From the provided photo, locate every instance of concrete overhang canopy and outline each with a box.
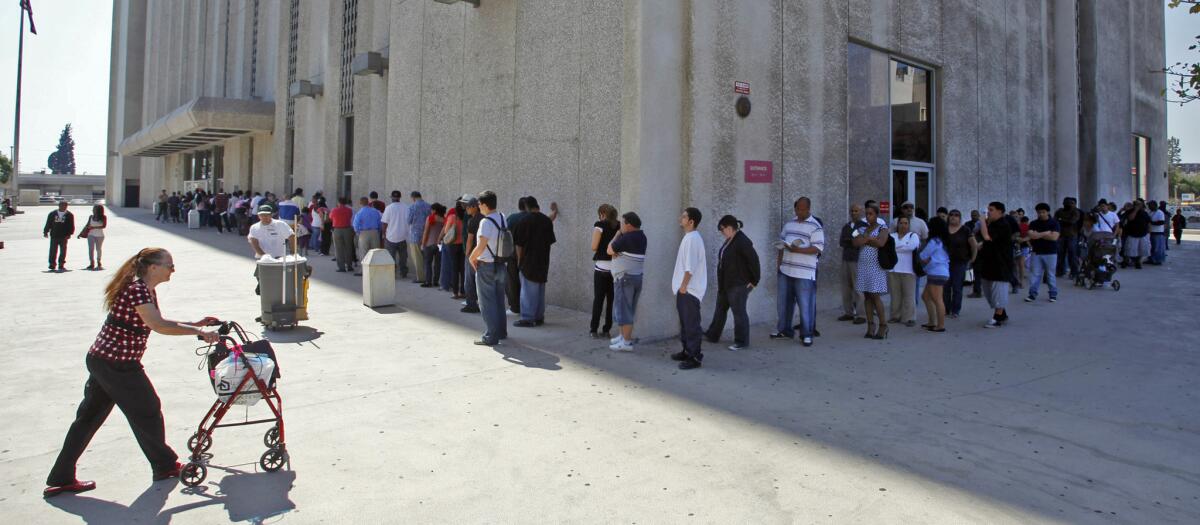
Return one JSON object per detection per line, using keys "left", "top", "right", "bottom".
{"left": 117, "top": 97, "right": 275, "bottom": 158}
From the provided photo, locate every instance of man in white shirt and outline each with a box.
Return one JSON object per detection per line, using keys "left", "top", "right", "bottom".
{"left": 1091, "top": 199, "right": 1121, "bottom": 237}
{"left": 380, "top": 190, "right": 411, "bottom": 278}
{"left": 770, "top": 197, "right": 825, "bottom": 347}
{"left": 247, "top": 205, "right": 296, "bottom": 296}
{"left": 247, "top": 205, "right": 294, "bottom": 259}
{"left": 670, "top": 207, "right": 707, "bottom": 369}
{"left": 892, "top": 202, "right": 929, "bottom": 240}
{"left": 1148, "top": 200, "right": 1167, "bottom": 265}
{"left": 469, "top": 191, "right": 509, "bottom": 346}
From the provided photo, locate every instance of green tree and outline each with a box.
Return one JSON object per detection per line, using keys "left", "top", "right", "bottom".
{"left": 0, "top": 151, "right": 11, "bottom": 184}
{"left": 47, "top": 123, "right": 76, "bottom": 174}
{"left": 1165, "top": 1, "right": 1200, "bottom": 104}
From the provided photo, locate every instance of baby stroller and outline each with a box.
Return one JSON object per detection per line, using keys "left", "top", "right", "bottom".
{"left": 181, "top": 320, "right": 288, "bottom": 487}
{"left": 1076, "top": 235, "right": 1121, "bottom": 291}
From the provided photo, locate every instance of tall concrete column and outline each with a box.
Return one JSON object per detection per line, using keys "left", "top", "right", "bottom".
{"left": 106, "top": 0, "right": 147, "bottom": 207}
{"left": 619, "top": 0, "right": 689, "bottom": 339}
{"left": 1050, "top": 0, "right": 1080, "bottom": 202}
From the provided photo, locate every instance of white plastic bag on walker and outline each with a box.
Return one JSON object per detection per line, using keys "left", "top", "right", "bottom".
{"left": 212, "top": 352, "right": 276, "bottom": 406}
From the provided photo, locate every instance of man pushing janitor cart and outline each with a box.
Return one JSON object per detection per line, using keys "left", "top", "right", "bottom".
{"left": 247, "top": 205, "right": 311, "bottom": 330}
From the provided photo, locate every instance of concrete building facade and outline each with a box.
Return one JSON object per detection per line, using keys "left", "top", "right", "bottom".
{"left": 107, "top": 0, "right": 1168, "bottom": 337}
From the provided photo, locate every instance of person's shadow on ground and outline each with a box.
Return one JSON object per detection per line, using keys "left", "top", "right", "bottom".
{"left": 45, "top": 469, "right": 296, "bottom": 524}
{"left": 492, "top": 343, "right": 562, "bottom": 371}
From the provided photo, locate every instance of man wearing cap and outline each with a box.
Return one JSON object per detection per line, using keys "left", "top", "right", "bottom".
{"left": 381, "top": 190, "right": 411, "bottom": 279}
{"left": 353, "top": 196, "right": 384, "bottom": 276}
{"left": 248, "top": 205, "right": 295, "bottom": 259}
{"left": 406, "top": 192, "right": 432, "bottom": 283}
{"left": 460, "top": 195, "right": 482, "bottom": 313}
{"left": 891, "top": 202, "right": 928, "bottom": 241}
{"left": 247, "top": 205, "right": 296, "bottom": 295}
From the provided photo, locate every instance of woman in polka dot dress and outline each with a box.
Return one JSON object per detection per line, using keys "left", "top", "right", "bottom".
{"left": 43, "top": 248, "right": 220, "bottom": 498}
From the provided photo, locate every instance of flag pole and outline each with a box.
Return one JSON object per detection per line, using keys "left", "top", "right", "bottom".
{"left": 12, "top": 11, "right": 26, "bottom": 179}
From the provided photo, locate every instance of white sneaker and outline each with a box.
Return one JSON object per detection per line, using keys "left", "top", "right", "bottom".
{"left": 609, "top": 341, "right": 634, "bottom": 352}
{"left": 610, "top": 334, "right": 625, "bottom": 345}
{"left": 984, "top": 319, "right": 1002, "bottom": 328}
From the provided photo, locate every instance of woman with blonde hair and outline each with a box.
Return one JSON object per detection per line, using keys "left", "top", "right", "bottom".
{"left": 590, "top": 204, "right": 620, "bottom": 338}
{"left": 44, "top": 248, "right": 219, "bottom": 498}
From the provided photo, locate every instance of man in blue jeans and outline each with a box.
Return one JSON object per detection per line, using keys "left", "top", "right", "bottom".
{"left": 607, "top": 212, "right": 647, "bottom": 352}
{"left": 469, "top": 191, "right": 508, "bottom": 346}
{"left": 1024, "top": 203, "right": 1060, "bottom": 303}
{"left": 770, "top": 197, "right": 824, "bottom": 347}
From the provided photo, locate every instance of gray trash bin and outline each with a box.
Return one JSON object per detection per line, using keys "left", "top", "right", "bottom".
{"left": 257, "top": 255, "right": 309, "bottom": 330}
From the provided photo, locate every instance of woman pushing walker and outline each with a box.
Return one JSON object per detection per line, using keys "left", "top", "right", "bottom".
{"left": 44, "top": 247, "right": 220, "bottom": 498}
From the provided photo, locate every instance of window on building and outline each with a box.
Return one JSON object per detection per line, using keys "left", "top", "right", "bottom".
{"left": 213, "top": 145, "right": 225, "bottom": 192}
{"left": 1133, "top": 135, "right": 1148, "bottom": 200}
{"left": 890, "top": 59, "right": 932, "bottom": 164}
{"left": 341, "top": 116, "right": 354, "bottom": 198}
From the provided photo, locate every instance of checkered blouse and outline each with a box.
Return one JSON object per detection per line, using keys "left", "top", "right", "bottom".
{"left": 88, "top": 280, "right": 157, "bottom": 362}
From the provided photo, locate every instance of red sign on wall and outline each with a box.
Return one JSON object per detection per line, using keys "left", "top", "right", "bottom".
{"left": 744, "top": 160, "right": 772, "bottom": 183}
{"left": 880, "top": 201, "right": 891, "bottom": 216}
{"left": 734, "top": 81, "right": 751, "bottom": 95}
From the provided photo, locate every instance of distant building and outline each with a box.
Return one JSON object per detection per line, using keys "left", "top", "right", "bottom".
{"left": 13, "top": 172, "right": 106, "bottom": 203}
{"left": 106, "top": 0, "right": 1169, "bottom": 334}
{"left": 1179, "top": 163, "right": 1200, "bottom": 177}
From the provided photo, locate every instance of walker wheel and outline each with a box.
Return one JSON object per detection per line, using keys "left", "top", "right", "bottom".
{"left": 260, "top": 447, "right": 287, "bottom": 472}
{"left": 180, "top": 463, "right": 207, "bottom": 487}
{"left": 263, "top": 426, "right": 280, "bottom": 448}
{"left": 187, "top": 431, "right": 212, "bottom": 453}
{"left": 1112, "top": 280, "right": 1120, "bottom": 291}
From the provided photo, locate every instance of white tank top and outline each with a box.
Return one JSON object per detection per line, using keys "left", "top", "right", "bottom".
{"left": 88, "top": 217, "right": 105, "bottom": 238}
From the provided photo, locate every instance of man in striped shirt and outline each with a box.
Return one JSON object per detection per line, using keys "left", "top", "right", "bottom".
{"left": 771, "top": 196, "right": 824, "bottom": 347}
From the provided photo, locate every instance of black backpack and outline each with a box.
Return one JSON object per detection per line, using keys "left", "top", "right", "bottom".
{"left": 878, "top": 235, "right": 898, "bottom": 270}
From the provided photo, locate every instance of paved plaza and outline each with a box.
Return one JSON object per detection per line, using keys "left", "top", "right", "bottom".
{"left": 0, "top": 207, "right": 1197, "bottom": 524}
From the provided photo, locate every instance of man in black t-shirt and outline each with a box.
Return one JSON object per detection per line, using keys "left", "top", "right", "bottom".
{"left": 461, "top": 197, "right": 482, "bottom": 313}
{"left": 1025, "top": 203, "right": 1061, "bottom": 303}
{"left": 512, "top": 197, "right": 557, "bottom": 327}
{"left": 1121, "top": 201, "right": 1150, "bottom": 269}
{"left": 1054, "top": 197, "right": 1081, "bottom": 278}
{"left": 977, "top": 202, "right": 1013, "bottom": 328}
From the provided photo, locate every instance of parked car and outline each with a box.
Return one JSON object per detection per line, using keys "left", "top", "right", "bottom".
{"left": 1180, "top": 205, "right": 1200, "bottom": 224}
{"left": 69, "top": 198, "right": 89, "bottom": 205}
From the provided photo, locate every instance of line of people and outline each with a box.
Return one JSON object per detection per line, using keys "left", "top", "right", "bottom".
{"left": 153, "top": 185, "right": 1183, "bottom": 372}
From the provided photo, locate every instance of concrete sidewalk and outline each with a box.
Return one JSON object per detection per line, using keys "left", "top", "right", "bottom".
{"left": 1, "top": 207, "right": 1198, "bottom": 524}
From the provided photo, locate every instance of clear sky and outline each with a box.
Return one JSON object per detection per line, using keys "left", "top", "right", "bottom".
{"left": 1165, "top": 1, "right": 1200, "bottom": 162}
{"left": 0, "top": 1, "right": 1196, "bottom": 174}
{"left": 0, "top": 0, "right": 112, "bottom": 175}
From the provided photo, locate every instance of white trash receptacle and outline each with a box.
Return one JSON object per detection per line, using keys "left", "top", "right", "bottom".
{"left": 362, "top": 248, "right": 396, "bottom": 307}
{"left": 187, "top": 209, "right": 200, "bottom": 229}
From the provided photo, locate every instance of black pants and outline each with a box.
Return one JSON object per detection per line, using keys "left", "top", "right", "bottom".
{"left": 320, "top": 223, "right": 333, "bottom": 255}
{"left": 422, "top": 245, "right": 441, "bottom": 286}
{"left": 705, "top": 285, "right": 751, "bottom": 347}
{"left": 445, "top": 244, "right": 464, "bottom": 294}
{"left": 590, "top": 270, "right": 614, "bottom": 333}
{"left": 676, "top": 293, "right": 703, "bottom": 362}
{"left": 48, "top": 354, "right": 178, "bottom": 485}
{"left": 506, "top": 260, "right": 522, "bottom": 313}
{"left": 48, "top": 236, "right": 68, "bottom": 268}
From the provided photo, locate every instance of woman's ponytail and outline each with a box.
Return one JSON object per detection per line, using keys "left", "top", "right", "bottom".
{"left": 103, "top": 248, "right": 168, "bottom": 310}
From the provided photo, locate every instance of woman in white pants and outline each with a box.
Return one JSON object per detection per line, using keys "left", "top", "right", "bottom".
{"left": 888, "top": 216, "right": 920, "bottom": 327}
{"left": 82, "top": 205, "right": 107, "bottom": 270}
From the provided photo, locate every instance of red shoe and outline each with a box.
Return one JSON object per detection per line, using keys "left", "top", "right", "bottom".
{"left": 43, "top": 480, "right": 96, "bottom": 498}
{"left": 152, "top": 462, "right": 182, "bottom": 481}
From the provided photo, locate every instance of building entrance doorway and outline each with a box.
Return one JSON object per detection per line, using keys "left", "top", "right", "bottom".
{"left": 890, "top": 164, "right": 933, "bottom": 217}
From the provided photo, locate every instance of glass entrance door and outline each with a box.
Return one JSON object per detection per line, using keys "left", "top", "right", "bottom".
{"left": 890, "top": 165, "right": 933, "bottom": 217}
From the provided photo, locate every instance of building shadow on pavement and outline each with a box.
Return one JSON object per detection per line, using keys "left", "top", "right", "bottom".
{"left": 111, "top": 207, "right": 1200, "bottom": 522}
